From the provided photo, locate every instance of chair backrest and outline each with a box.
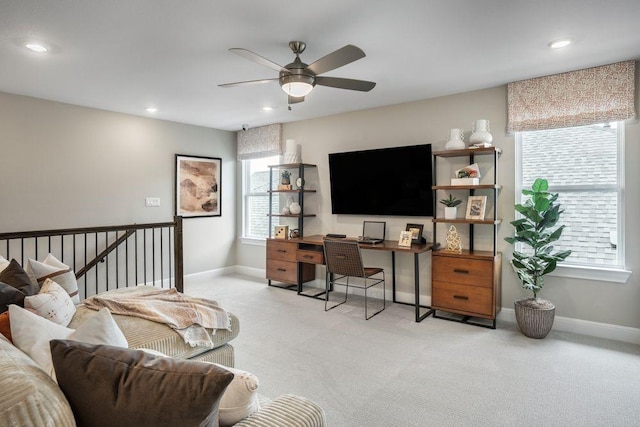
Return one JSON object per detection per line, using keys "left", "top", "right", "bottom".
{"left": 323, "top": 239, "right": 366, "bottom": 278}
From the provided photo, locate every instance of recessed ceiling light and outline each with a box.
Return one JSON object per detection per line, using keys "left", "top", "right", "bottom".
{"left": 261, "top": 106, "right": 273, "bottom": 111}
{"left": 548, "top": 39, "right": 572, "bottom": 49}
{"left": 25, "top": 43, "right": 48, "bottom": 53}
{"left": 145, "top": 107, "right": 157, "bottom": 113}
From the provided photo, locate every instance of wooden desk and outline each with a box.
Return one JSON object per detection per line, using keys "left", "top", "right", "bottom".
{"left": 277, "top": 235, "right": 434, "bottom": 322}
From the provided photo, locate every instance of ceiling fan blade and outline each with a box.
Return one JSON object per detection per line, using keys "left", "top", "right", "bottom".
{"left": 315, "top": 76, "right": 376, "bottom": 92}
{"left": 306, "top": 45, "right": 366, "bottom": 75}
{"left": 288, "top": 95, "right": 305, "bottom": 104}
{"left": 218, "top": 78, "right": 279, "bottom": 88}
{"left": 229, "top": 48, "right": 289, "bottom": 73}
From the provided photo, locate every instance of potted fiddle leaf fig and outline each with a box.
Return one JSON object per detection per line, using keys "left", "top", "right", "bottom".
{"left": 439, "top": 194, "right": 462, "bottom": 219}
{"left": 504, "top": 178, "right": 572, "bottom": 339}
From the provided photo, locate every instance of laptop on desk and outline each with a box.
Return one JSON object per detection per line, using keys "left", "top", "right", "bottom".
{"left": 358, "top": 221, "right": 386, "bottom": 244}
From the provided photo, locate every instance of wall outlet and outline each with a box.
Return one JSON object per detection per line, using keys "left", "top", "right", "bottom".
{"left": 145, "top": 197, "right": 161, "bottom": 207}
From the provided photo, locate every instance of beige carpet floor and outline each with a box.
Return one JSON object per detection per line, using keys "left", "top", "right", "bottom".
{"left": 186, "top": 274, "right": 640, "bottom": 427}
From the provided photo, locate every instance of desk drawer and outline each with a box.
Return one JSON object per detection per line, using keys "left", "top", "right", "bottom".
{"left": 432, "top": 281, "right": 493, "bottom": 317}
{"left": 267, "top": 240, "right": 297, "bottom": 262}
{"left": 296, "top": 249, "right": 324, "bottom": 264}
{"left": 266, "top": 260, "right": 298, "bottom": 284}
{"left": 432, "top": 255, "right": 493, "bottom": 288}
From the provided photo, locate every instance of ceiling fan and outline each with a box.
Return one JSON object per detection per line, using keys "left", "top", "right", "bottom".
{"left": 218, "top": 41, "right": 376, "bottom": 105}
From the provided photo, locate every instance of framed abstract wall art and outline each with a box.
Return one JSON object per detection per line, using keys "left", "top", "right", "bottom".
{"left": 175, "top": 154, "right": 221, "bottom": 217}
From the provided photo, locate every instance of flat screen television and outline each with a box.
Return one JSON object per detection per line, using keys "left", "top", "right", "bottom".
{"left": 328, "top": 144, "right": 433, "bottom": 216}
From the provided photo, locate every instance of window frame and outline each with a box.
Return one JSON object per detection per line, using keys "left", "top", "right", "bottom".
{"left": 514, "top": 122, "right": 631, "bottom": 283}
{"left": 240, "top": 155, "right": 280, "bottom": 245}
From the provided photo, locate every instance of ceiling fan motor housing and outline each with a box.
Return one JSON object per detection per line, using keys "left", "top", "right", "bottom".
{"left": 280, "top": 57, "right": 316, "bottom": 96}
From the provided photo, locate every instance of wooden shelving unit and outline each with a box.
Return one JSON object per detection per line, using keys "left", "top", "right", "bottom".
{"left": 431, "top": 146, "right": 502, "bottom": 329}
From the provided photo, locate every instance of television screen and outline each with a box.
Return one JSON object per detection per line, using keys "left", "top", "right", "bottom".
{"left": 328, "top": 144, "right": 433, "bottom": 216}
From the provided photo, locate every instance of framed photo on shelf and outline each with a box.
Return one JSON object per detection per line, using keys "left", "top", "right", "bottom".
{"left": 465, "top": 195, "right": 487, "bottom": 220}
{"left": 405, "top": 223, "right": 424, "bottom": 244}
{"left": 398, "top": 230, "right": 413, "bottom": 247}
{"left": 175, "top": 154, "right": 221, "bottom": 217}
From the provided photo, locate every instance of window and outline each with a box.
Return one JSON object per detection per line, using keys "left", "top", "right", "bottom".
{"left": 242, "top": 156, "right": 280, "bottom": 240}
{"left": 516, "top": 122, "right": 627, "bottom": 280}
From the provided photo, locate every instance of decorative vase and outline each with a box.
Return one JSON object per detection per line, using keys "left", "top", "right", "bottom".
{"left": 284, "top": 139, "right": 301, "bottom": 164}
{"left": 444, "top": 206, "right": 457, "bottom": 219}
{"left": 514, "top": 298, "right": 555, "bottom": 339}
{"left": 469, "top": 119, "right": 493, "bottom": 145}
{"left": 289, "top": 202, "right": 301, "bottom": 215}
{"left": 444, "top": 128, "right": 465, "bottom": 150}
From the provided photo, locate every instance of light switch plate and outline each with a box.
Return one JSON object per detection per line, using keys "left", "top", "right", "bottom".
{"left": 145, "top": 197, "right": 161, "bottom": 207}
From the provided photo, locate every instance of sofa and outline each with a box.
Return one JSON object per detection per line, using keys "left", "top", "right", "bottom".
{"left": 0, "top": 286, "right": 326, "bottom": 426}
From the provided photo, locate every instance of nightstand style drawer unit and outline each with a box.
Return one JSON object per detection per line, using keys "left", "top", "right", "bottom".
{"left": 266, "top": 239, "right": 314, "bottom": 286}
{"left": 431, "top": 251, "right": 501, "bottom": 322}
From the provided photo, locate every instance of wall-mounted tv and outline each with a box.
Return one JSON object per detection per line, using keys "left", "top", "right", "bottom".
{"left": 328, "top": 144, "right": 433, "bottom": 216}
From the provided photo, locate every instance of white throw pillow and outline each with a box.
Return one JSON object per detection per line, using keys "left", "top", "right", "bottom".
{"left": 9, "top": 305, "right": 128, "bottom": 381}
{"left": 26, "top": 254, "right": 80, "bottom": 304}
{"left": 213, "top": 363, "right": 261, "bottom": 426}
{"left": 24, "top": 279, "right": 76, "bottom": 326}
{"left": 0, "top": 255, "right": 9, "bottom": 272}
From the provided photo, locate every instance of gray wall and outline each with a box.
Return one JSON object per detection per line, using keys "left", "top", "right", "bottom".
{"left": 0, "top": 91, "right": 237, "bottom": 275}
{"left": 238, "top": 81, "right": 640, "bottom": 329}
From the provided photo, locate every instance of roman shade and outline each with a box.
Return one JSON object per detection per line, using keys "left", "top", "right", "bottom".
{"left": 237, "top": 123, "right": 282, "bottom": 160}
{"left": 507, "top": 60, "right": 636, "bottom": 132}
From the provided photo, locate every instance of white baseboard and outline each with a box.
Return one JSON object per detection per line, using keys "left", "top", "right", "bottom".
{"left": 185, "top": 266, "right": 238, "bottom": 282}
{"left": 498, "top": 308, "right": 640, "bottom": 345}
{"left": 210, "top": 266, "right": 640, "bottom": 345}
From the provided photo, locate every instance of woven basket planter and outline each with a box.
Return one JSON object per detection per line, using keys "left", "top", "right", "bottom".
{"left": 514, "top": 298, "right": 555, "bottom": 339}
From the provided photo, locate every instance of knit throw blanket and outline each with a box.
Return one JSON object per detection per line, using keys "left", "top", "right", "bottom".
{"left": 83, "top": 288, "right": 231, "bottom": 348}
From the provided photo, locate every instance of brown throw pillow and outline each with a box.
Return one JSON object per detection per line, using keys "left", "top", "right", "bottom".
{"left": 0, "top": 259, "right": 38, "bottom": 297}
{"left": 0, "top": 282, "right": 26, "bottom": 313}
{"left": 0, "top": 311, "right": 11, "bottom": 342}
{"left": 50, "top": 340, "right": 234, "bottom": 427}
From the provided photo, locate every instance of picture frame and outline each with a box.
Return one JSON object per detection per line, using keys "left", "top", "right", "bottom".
{"left": 465, "top": 195, "right": 487, "bottom": 220}
{"left": 405, "top": 223, "right": 425, "bottom": 244}
{"left": 398, "top": 230, "right": 413, "bottom": 247}
{"left": 175, "top": 154, "right": 221, "bottom": 218}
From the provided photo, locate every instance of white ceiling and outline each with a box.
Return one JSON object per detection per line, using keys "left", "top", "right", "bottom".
{"left": 1, "top": 0, "right": 639, "bottom": 131}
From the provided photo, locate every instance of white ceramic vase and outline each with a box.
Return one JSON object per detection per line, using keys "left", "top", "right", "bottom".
{"left": 444, "top": 206, "right": 457, "bottom": 220}
{"left": 469, "top": 119, "right": 493, "bottom": 145}
{"left": 284, "top": 139, "right": 301, "bottom": 164}
{"left": 444, "top": 128, "right": 465, "bottom": 150}
{"left": 289, "top": 202, "right": 301, "bottom": 215}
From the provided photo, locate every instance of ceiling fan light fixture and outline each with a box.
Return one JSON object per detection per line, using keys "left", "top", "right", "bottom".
{"left": 280, "top": 74, "right": 315, "bottom": 97}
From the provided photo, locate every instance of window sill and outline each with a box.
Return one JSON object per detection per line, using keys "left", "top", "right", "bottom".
{"left": 239, "top": 237, "right": 267, "bottom": 246}
{"left": 549, "top": 264, "right": 632, "bottom": 284}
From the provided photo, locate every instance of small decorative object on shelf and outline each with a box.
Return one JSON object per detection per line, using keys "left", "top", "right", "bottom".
{"left": 281, "top": 207, "right": 291, "bottom": 215}
{"left": 280, "top": 170, "right": 291, "bottom": 185}
{"left": 469, "top": 119, "right": 493, "bottom": 146}
{"left": 289, "top": 202, "right": 302, "bottom": 215}
{"left": 443, "top": 225, "right": 462, "bottom": 253}
{"left": 289, "top": 228, "right": 300, "bottom": 239}
{"left": 439, "top": 194, "right": 462, "bottom": 219}
{"left": 452, "top": 163, "right": 481, "bottom": 185}
{"left": 284, "top": 139, "right": 301, "bottom": 164}
{"left": 444, "top": 128, "right": 465, "bottom": 150}
{"left": 295, "top": 176, "right": 305, "bottom": 189}
{"left": 465, "top": 195, "right": 487, "bottom": 220}
{"left": 274, "top": 225, "right": 289, "bottom": 239}
{"left": 398, "top": 230, "right": 413, "bottom": 247}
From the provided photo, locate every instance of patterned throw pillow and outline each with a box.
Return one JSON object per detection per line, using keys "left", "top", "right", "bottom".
{"left": 26, "top": 254, "right": 80, "bottom": 304}
{"left": 24, "top": 279, "right": 76, "bottom": 326}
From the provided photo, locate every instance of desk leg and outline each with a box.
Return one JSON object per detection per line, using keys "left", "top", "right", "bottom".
{"left": 392, "top": 251, "right": 397, "bottom": 303}
{"left": 414, "top": 253, "right": 435, "bottom": 323}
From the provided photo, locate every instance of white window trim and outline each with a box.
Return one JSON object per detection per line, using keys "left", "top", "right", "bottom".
{"left": 514, "top": 123, "right": 631, "bottom": 284}
{"left": 239, "top": 156, "right": 279, "bottom": 242}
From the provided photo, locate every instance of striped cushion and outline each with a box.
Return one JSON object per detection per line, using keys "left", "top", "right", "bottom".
{"left": 234, "top": 394, "right": 326, "bottom": 427}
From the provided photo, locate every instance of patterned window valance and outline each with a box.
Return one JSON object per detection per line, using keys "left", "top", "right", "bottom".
{"left": 237, "top": 123, "right": 282, "bottom": 160}
{"left": 507, "top": 60, "right": 636, "bottom": 132}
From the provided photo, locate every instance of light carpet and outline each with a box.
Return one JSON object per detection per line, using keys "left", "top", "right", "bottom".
{"left": 185, "top": 274, "right": 640, "bottom": 427}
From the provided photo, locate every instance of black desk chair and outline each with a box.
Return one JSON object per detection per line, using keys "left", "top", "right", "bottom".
{"left": 322, "top": 239, "right": 386, "bottom": 320}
